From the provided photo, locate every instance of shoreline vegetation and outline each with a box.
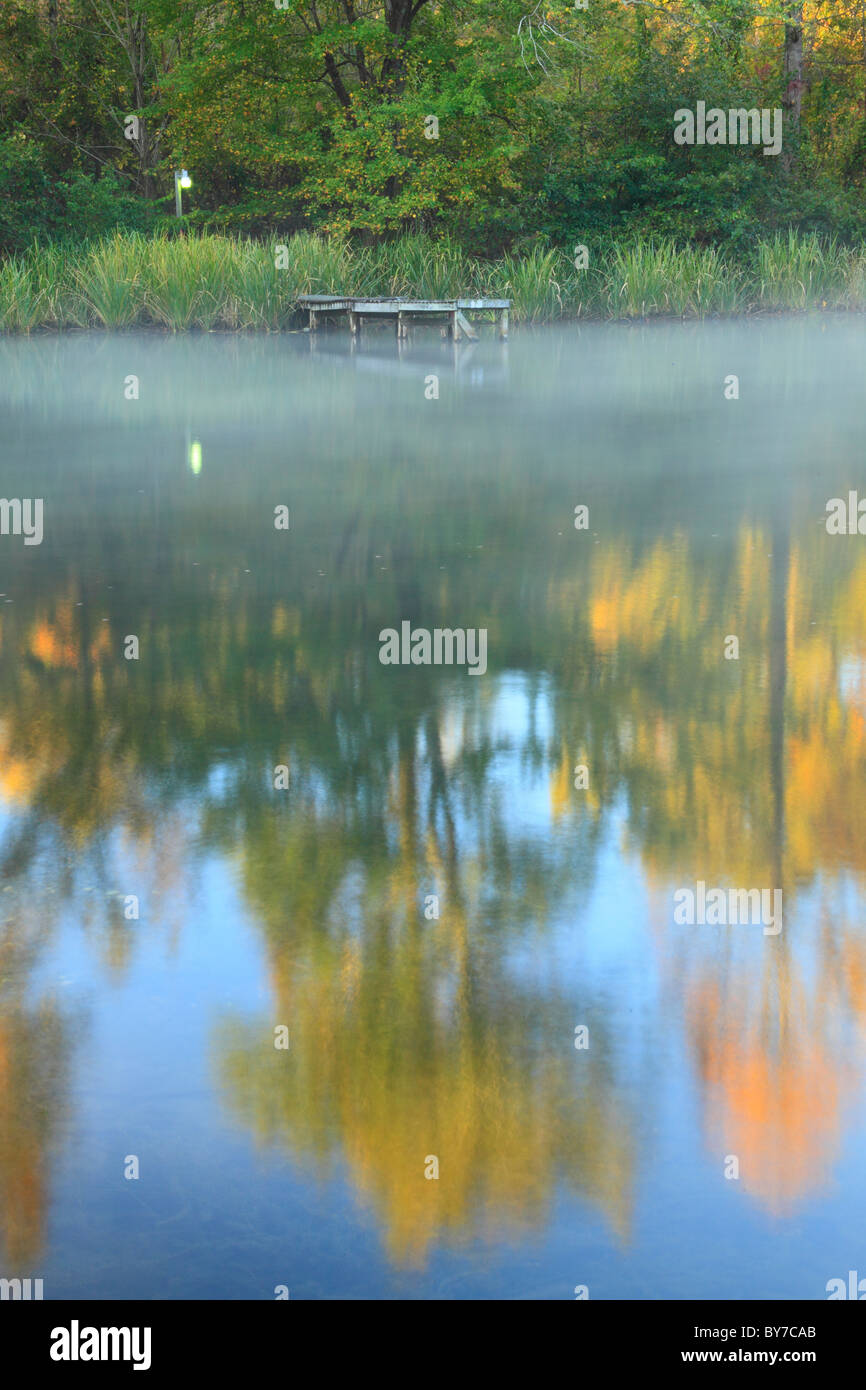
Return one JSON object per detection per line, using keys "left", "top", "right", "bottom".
{"left": 3, "top": 229, "right": 866, "bottom": 333}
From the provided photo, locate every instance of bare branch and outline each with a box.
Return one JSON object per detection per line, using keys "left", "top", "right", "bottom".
{"left": 518, "top": 1, "right": 584, "bottom": 74}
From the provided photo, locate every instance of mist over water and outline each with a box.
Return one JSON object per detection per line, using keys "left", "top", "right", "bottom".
{"left": 1, "top": 318, "right": 865, "bottom": 1299}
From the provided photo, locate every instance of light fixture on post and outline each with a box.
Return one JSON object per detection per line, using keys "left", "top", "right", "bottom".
{"left": 174, "top": 168, "right": 192, "bottom": 218}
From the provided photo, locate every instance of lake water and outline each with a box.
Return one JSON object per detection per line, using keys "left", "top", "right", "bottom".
{"left": 1, "top": 318, "right": 865, "bottom": 1300}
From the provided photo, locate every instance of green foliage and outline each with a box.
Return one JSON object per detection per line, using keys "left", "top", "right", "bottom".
{"left": 0, "top": 135, "right": 155, "bottom": 254}
{"left": 62, "top": 170, "right": 156, "bottom": 242}
{"left": 0, "top": 136, "right": 60, "bottom": 252}
{"left": 3, "top": 1, "right": 866, "bottom": 257}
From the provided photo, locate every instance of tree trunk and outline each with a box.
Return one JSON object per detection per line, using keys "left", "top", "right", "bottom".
{"left": 783, "top": 7, "right": 804, "bottom": 172}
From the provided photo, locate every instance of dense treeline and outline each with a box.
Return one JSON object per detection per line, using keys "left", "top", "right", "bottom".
{"left": 1, "top": 0, "right": 866, "bottom": 255}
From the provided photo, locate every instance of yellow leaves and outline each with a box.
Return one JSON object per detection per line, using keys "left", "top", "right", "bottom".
{"left": 0, "top": 748, "right": 35, "bottom": 807}
{"left": 587, "top": 539, "right": 684, "bottom": 655}
{"left": 30, "top": 620, "right": 71, "bottom": 669}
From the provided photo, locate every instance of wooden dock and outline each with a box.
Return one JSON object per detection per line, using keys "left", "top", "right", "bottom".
{"left": 298, "top": 295, "right": 510, "bottom": 340}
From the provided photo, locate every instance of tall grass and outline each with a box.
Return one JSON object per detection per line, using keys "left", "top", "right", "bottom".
{"left": 75, "top": 232, "right": 146, "bottom": 327}
{"left": 603, "top": 239, "right": 742, "bottom": 318}
{"left": 357, "top": 234, "right": 473, "bottom": 300}
{"left": 753, "top": 230, "right": 846, "bottom": 311}
{"left": 278, "top": 231, "right": 351, "bottom": 297}
{"left": 222, "top": 244, "right": 294, "bottom": 329}
{"left": 0, "top": 256, "right": 45, "bottom": 333}
{"left": 839, "top": 249, "right": 866, "bottom": 311}
{"left": 2, "top": 228, "right": 866, "bottom": 332}
{"left": 486, "top": 246, "right": 564, "bottom": 323}
{"left": 143, "top": 232, "right": 226, "bottom": 329}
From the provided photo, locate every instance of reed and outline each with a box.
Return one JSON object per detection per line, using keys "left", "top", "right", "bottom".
{"left": 141, "top": 232, "right": 223, "bottom": 330}
{"left": 222, "top": 242, "right": 294, "bottom": 329}
{"left": 0, "top": 255, "right": 45, "bottom": 333}
{"left": 602, "top": 238, "right": 743, "bottom": 318}
{"left": 74, "top": 231, "right": 146, "bottom": 328}
{"left": 1, "top": 229, "right": 864, "bottom": 332}
{"left": 752, "top": 230, "right": 847, "bottom": 311}
{"left": 357, "top": 234, "right": 475, "bottom": 301}
{"left": 485, "top": 245, "right": 564, "bottom": 324}
{"left": 839, "top": 248, "right": 866, "bottom": 311}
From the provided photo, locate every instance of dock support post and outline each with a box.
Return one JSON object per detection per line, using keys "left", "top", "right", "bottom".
{"left": 451, "top": 309, "right": 461, "bottom": 341}
{"left": 309, "top": 308, "right": 318, "bottom": 334}
{"left": 454, "top": 310, "right": 477, "bottom": 341}
{"left": 348, "top": 310, "right": 358, "bottom": 337}
{"left": 499, "top": 307, "right": 509, "bottom": 339}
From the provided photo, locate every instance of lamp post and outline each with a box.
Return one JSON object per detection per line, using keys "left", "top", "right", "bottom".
{"left": 174, "top": 168, "right": 192, "bottom": 218}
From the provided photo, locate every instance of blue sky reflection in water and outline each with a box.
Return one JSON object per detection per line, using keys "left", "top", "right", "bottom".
{"left": 0, "top": 319, "right": 865, "bottom": 1300}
